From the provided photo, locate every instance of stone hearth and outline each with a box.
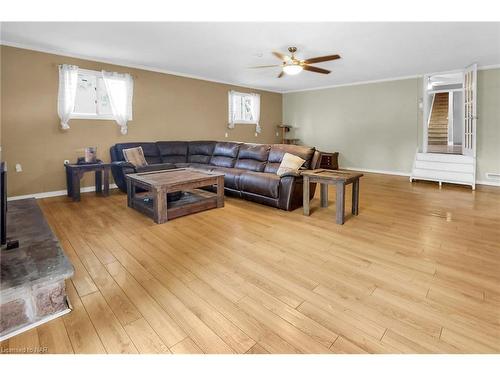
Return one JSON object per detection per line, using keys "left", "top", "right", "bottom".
{"left": 0, "top": 199, "right": 74, "bottom": 341}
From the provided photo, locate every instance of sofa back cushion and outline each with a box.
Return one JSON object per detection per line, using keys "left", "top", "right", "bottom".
{"left": 113, "top": 143, "right": 161, "bottom": 164}
{"left": 264, "top": 144, "right": 315, "bottom": 174}
{"left": 234, "top": 143, "right": 270, "bottom": 172}
{"left": 156, "top": 141, "right": 188, "bottom": 164}
{"left": 188, "top": 141, "right": 216, "bottom": 164}
{"left": 210, "top": 142, "right": 241, "bottom": 168}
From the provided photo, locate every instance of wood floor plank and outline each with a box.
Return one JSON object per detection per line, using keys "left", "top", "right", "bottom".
{"left": 170, "top": 337, "right": 204, "bottom": 354}
{"left": 37, "top": 318, "right": 74, "bottom": 354}
{"left": 124, "top": 318, "right": 171, "bottom": 354}
{"left": 63, "top": 281, "right": 106, "bottom": 354}
{"left": 104, "top": 261, "right": 187, "bottom": 348}
{"left": 80, "top": 291, "right": 138, "bottom": 354}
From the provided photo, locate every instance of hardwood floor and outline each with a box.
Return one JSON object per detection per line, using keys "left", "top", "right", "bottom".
{"left": 2, "top": 173, "right": 499, "bottom": 354}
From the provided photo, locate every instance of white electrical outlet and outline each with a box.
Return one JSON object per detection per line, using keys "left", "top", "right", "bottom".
{"left": 276, "top": 132, "right": 280, "bottom": 137}
{"left": 254, "top": 132, "right": 258, "bottom": 137}
{"left": 224, "top": 132, "right": 229, "bottom": 138}
{"left": 15, "top": 163, "right": 22, "bottom": 172}
{"left": 64, "top": 160, "right": 70, "bottom": 165}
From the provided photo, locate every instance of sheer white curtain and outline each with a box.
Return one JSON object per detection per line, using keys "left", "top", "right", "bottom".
{"left": 228, "top": 90, "right": 236, "bottom": 129}
{"left": 251, "top": 93, "right": 261, "bottom": 133}
{"left": 102, "top": 71, "right": 134, "bottom": 135}
{"left": 57, "top": 64, "right": 79, "bottom": 130}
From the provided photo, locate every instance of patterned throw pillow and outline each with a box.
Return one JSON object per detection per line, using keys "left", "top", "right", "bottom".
{"left": 122, "top": 146, "right": 148, "bottom": 168}
{"left": 276, "top": 152, "right": 305, "bottom": 176}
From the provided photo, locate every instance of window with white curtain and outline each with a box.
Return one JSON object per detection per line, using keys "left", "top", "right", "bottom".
{"left": 71, "top": 69, "right": 132, "bottom": 121}
{"left": 228, "top": 90, "right": 261, "bottom": 133}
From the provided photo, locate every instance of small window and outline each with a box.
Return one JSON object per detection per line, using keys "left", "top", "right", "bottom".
{"left": 71, "top": 69, "right": 131, "bottom": 120}
{"left": 228, "top": 91, "right": 259, "bottom": 124}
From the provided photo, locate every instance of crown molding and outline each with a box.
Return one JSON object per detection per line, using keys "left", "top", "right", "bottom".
{"left": 0, "top": 40, "right": 284, "bottom": 94}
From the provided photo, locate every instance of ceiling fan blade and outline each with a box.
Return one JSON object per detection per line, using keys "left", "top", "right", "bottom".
{"left": 277, "top": 71, "right": 284, "bottom": 78}
{"left": 302, "top": 54, "right": 340, "bottom": 64}
{"left": 303, "top": 65, "right": 331, "bottom": 74}
{"left": 248, "top": 64, "right": 282, "bottom": 69}
{"left": 273, "top": 51, "right": 290, "bottom": 61}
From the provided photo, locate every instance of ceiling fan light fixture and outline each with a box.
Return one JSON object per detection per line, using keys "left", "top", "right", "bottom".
{"left": 283, "top": 64, "right": 303, "bottom": 75}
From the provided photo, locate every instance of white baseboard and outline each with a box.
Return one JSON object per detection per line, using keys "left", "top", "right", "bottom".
{"left": 7, "top": 184, "right": 118, "bottom": 201}
{"left": 476, "top": 179, "right": 500, "bottom": 187}
{"left": 342, "top": 166, "right": 411, "bottom": 177}
{"left": 343, "top": 166, "right": 500, "bottom": 187}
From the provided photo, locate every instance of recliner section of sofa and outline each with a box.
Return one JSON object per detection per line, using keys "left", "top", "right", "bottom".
{"left": 110, "top": 140, "right": 321, "bottom": 211}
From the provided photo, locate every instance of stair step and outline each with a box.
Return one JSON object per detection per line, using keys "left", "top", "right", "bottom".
{"left": 416, "top": 153, "right": 473, "bottom": 164}
{"left": 412, "top": 168, "right": 473, "bottom": 184}
{"left": 415, "top": 160, "right": 474, "bottom": 173}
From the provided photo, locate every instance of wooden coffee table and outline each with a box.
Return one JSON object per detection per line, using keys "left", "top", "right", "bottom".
{"left": 302, "top": 169, "right": 363, "bottom": 225}
{"left": 125, "top": 168, "right": 225, "bottom": 224}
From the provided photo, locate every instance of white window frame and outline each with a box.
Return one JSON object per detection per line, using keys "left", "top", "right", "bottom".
{"left": 70, "top": 68, "right": 132, "bottom": 121}
{"left": 228, "top": 90, "right": 258, "bottom": 125}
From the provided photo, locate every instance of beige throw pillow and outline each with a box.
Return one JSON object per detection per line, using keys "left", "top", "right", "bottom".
{"left": 276, "top": 152, "right": 305, "bottom": 177}
{"left": 123, "top": 146, "right": 148, "bottom": 168}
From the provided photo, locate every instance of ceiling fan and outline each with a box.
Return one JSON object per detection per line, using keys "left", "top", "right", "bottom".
{"left": 250, "top": 47, "right": 341, "bottom": 78}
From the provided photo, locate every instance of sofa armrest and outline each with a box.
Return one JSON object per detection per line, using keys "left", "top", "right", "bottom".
{"left": 279, "top": 171, "right": 302, "bottom": 178}
{"left": 110, "top": 161, "right": 137, "bottom": 192}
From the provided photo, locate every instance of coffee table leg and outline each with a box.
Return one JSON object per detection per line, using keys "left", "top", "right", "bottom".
{"left": 103, "top": 168, "right": 110, "bottom": 196}
{"left": 154, "top": 188, "right": 168, "bottom": 224}
{"left": 303, "top": 175, "right": 310, "bottom": 216}
{"left": 352, "top": 179, "right": 359, "bottom": 216}
{"left": 320, "top": 183, "right": 329, "bottom": 208}
{"left": 216, "top": 175, "right": 224, "bottom": 208}
{"left": 126, "top": 179, "right": 134, "bottom": 208}
{"left": 95, "top": 170, "right": 103, "bottom": 194}
{"left": 336, "top": 181, "right": 345, "bottom": 225}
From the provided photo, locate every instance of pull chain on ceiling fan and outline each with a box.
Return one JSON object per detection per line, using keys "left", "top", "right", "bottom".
{"left": 250, "top": 46, "right": 341, "bottom": 78}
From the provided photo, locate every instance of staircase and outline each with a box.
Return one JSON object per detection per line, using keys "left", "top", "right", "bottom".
{"left": 410, "top": 152, "right": 475, "bottom": 189}
{"left": 428, "top": 93, "right": 449, "bottom": 145}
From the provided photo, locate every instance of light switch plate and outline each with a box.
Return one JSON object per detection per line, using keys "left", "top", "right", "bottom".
{"left": 15, "top": 163, "right": 22, "bottom": 172}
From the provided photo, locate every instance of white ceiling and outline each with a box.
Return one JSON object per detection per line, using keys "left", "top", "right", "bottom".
{"left": 1, "top": 22, "right": 499, "bottom": 92}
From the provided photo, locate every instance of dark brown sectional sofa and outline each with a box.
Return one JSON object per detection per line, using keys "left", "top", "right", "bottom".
{"left": 110, "top": 141, "right": 321, "bottom": 211}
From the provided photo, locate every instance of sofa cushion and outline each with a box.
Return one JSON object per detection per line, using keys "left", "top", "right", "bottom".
{"left": 122, "top": 146, "right": 148, "bottom": 168}
{"left": 115, "top": 142, "right": 161, "bottom": 164}
{"left": 235, "top": 143, "right": 270, "bottom": 172}
{"left": 188, "top": 141, "right": 216, "bottom": 164}
{"left": 211, "top": 167, "right": 245, "bottom": 190}
{"left": 264, "top": 144, "right": 315, "bottom": 174}
{"left": 157, "top": 141, "right": 188, "bottom": 164}
{"left": 240, "top": 171, "right": 281, "bottom": 199}
{"left": 210, "top": 142, "right": 241, "bottom": 168}
{"left": 276, "top": 153, "right": 306, "bottom": 176}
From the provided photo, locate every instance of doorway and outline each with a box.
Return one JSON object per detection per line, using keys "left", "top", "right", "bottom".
{"left": 424, "top": 72, "right": 464, "bottom": 154}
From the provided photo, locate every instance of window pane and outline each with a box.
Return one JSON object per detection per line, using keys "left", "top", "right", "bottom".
{"left": 74, "top": 73, "right": 97, "bottom": 115}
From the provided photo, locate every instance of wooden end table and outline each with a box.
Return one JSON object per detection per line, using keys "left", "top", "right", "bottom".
{"left": 125, "top": 168, "right": 225, "bottom": 224}
{"left": 65, "top": 163, "right": 111, "bottom": 202}
{"left": 302, "top": 169, "right": 363, "bottom": 225}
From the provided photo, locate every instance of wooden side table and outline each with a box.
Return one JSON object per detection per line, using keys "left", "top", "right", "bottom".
{"left": 302, "top": 169, "right": 363, "bottom": 224}
{"left": 65, "top": 163, "right": 111, "bottom": 202}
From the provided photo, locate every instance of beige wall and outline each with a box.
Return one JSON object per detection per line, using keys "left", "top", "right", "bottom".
{"left": 284, "top": 78, "right": 420, "bottom": 174}
{"left": 476, "top": 68, "right": 500, "bottom": 182}
{"left": 0, "top": 46, "right": 282, "bottom": 196}
{"left": 283, "top": 69, "right": 500, "bottom": 182}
